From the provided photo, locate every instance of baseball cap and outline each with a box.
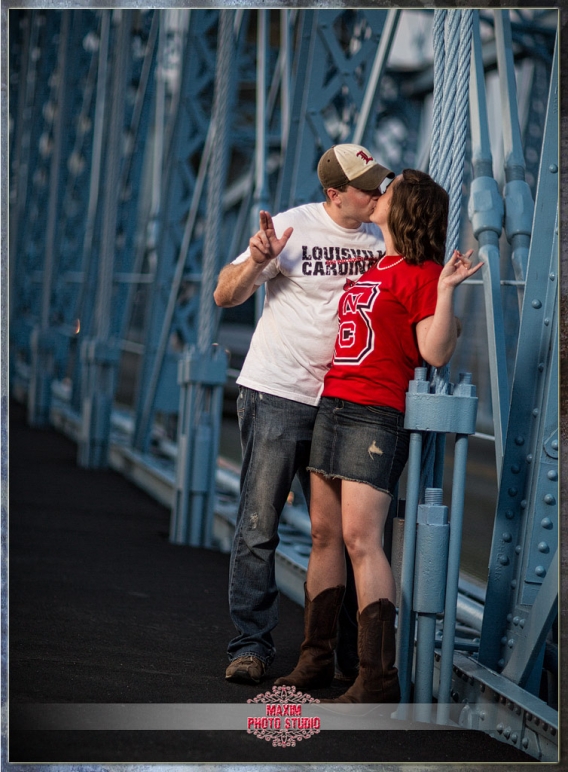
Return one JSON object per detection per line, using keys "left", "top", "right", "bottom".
{"left": 317, "top": 143, "right": 394, "bottom": 192}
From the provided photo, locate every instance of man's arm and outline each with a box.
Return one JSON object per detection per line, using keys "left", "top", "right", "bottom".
{"left": 213, "top": 210, "right": 293, "bottom": 308}
{"left": 213, "top": 259, "right": 269, "bottom": 308}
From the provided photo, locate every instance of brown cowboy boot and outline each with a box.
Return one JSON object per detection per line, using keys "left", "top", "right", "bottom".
{"left": 275, "top": 583, "right": 345, "bottom": 689}
{"left": 322, "top": 598, "right": 400, "bottom": 703}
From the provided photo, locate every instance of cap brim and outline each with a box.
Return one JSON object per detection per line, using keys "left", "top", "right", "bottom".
{"left": 349, "top": 165, "right": 394, "bottom": 191}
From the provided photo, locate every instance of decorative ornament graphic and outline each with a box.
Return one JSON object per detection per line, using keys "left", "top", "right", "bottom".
{"left": 246, "top": 684, "right": 321, "bottom": 747}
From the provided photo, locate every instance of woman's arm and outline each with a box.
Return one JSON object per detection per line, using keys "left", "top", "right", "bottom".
{"left": 415, "top": 250, "right": 483, "bottom": 367}
{"left": 213, "top": 210, "right": 293, "bottom": 308}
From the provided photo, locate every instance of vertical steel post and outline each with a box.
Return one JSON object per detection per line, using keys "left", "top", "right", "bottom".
{"left": 78, "top": 10, "right": 130, "bottom": 467}
{"left": 467, "top": 10, "right": 508, "bottom": 477}
{"left": 413, "top": 488, "right": 450, "bottom": 721}
{"left": 396, "top": 368, "right": 429, "bottom": 711}
{"left": 436, "top": 374, "right": 478, "bottom": 722}
{"left": 494, "top": 10, "right": 534, "bottom": 305}
{"left": 28, "top": 11, "right": 70, "bottom": 427}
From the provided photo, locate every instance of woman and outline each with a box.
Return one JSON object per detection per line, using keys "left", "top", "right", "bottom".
{"left": 272, "top": 168, "right": 482, "bottom": 703}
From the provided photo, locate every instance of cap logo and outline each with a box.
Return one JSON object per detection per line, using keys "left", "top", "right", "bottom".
{"left": 356, "top": 150, "right": 374, "bottom": 164}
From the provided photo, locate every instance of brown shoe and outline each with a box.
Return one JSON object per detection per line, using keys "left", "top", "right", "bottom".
{"left": 225, "top": 655, "right": 266, "bottom": 684}
{"left": 322, "top": 599, "right": 400, "bottom": 704}
{"left": 274, "top": 584, "right": 345, "bottom": 690}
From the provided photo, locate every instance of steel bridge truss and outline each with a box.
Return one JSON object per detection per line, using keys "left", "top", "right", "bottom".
{"left": 6, "top": 8, "right": 559, "bottom": 761}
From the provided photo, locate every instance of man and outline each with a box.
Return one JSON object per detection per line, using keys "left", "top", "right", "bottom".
{"left": 214, "top": 144, "right": 394, "bottom": 684}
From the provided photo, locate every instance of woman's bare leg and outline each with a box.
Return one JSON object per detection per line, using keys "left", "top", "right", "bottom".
{"left": 340, "top": 480, "right": 395, "bottom": 609}
{"left": 305, "top": 472, "right": 346, "bottom": 598}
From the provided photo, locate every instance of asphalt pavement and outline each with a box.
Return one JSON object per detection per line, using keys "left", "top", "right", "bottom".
{"left": 8, "top": 399, "right": 535, "bottom": 766}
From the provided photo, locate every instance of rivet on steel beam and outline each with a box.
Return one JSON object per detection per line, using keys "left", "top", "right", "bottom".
{"left": 514, "top": 436, "right": 525, "bottom": 446}
{"left": 522, "top": 738, "right": 529, "bottom": 749}
{"left": 496, "top": 723, "right": 504, "bottom": 734}
{"left": 531, "top": 300, "right": 542, "bottom": 309}
{"left": 520, "top": 500, "right": 527, "bottom": 509}
{"left": 549, "top": 164, "right": 558, "bottom": 173}
{"left": 511, "top": 733, "right": 518, "bottom": 744}
{"left": 508, "top": 488, "right": 518, "bottom": 497}
{"left": 538, "top": 363, "right": 544, "bottom": 372}
{"left": 515, "top": 545, "right": 521, "bottom": 554}
{"left": 541, "top": 517, "right": 553, "bottom": 529}
{"left": 499, "top": 555, "right": 510, "bottom": 566}
{"left": 534, "top": 565, "right": 546, "bottom": 577}
{"left": 547, "top": 470, "right": 558, "bottom": 481}
{"left": 501, "top": 636, "right": 508, "bottom": 645}
{"left": 498, "top": 659, "right": 505, "bottom": 668}
{"left": 513, "top": 616, "right": 519, "bottom": 625}
{"left": 503, "top": 532, "right": 512, "bottom": 542}
{"left": 549, "top": 273, "right": 556, "bottom": 281}
{"left": 544, "top": 318, "right": 550, "bottom": 326}
{"left": 519, "top": 619, "right": 525, "bottom": 628}
{"left": 510, "top": 580, "right": 517, "bottom": 588}
{"left": 532, "top": 408, "right": 539, "bottom": 416}
{"left": 511, "top": 463, "right": 520, "bottom": 473}
{"left": 526, "top": 454, "right": 533, "bottom": 463}
{"left": 544, "top": 494, "right": 556, "bottom": 505}
{"left": 538, "top": 541, "right": 550, "bottom": 553}
{"left": 505, "top": 510, "right": 515, "bottom": 520}
{"left": 508, "top": 639, "right": 515, "bottom": 648}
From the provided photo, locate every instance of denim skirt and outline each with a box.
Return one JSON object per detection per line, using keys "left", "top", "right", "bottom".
{"left": 308, "top": 396, "right": 410, "bottom": 496}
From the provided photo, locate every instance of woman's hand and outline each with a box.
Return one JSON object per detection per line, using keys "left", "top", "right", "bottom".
{"left": 438, "top": 249, "right": 483, "bottom": 290}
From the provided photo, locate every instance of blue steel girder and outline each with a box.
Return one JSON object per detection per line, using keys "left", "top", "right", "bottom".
{"left": 132, "top": 10, "right": 224, "bottom": 448}
{"left": 133, "top": 10, "right": 296, "bottom": 449}
{"left": 275, "top": 9, "right": 390, "bottom": 210}
{"left": 69, "top": 12, "right": 157, "bottom": 376}
{"left": 10, "top": 11, "right": 61, "bottom": 361}
{"left": 46, "top": 12, "right": 101, "bottom": 354}
{"left": 477, "top": 37, "right": 558, "bottom": 680}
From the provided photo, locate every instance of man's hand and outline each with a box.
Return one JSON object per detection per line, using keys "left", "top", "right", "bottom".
{"left": 249, "top": 210, "right": 293, "bottom": 265}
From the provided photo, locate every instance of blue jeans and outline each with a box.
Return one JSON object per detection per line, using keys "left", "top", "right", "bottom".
{"left": 227, "top": 387, "right": 318, "bottom": 665}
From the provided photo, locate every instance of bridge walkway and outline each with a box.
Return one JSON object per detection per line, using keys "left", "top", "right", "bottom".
{"left": 8, "top": 399, "right": 532, "bottom": 765}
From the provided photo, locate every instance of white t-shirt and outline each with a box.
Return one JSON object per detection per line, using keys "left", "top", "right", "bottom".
{"left": 234, "top": 203, "right": 384, "bottom": 405}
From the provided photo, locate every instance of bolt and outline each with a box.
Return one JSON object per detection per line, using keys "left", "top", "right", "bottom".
{"left": 541, "top": 517, "right": 553, "bottom": 529}
{"left": 549, "top": 164, "right": 558, "bottom": 173}
{"left": 511, "top": 733, "right": 518, "bottom": 743}
{"left": 496, "top": 723, "right": 504, "bottom": 734}
{"left": 544, "top": 494, "right": 556, "bottom": 505}
{"left": 538, "top": 541, "right": 549, "bottom": 553}
{"left": 547, "top": 470, "right": 558, "bottom": 481}
{"left": 535, "top": 565, "right": 546, "bottom": 577}
{"left": 504, "top": 727, "right": 511, "bottom": 739}
{"left": 531, "top": 300, "right": 542, "bottom": 309}
{"left": 508, "top": 639, "right": 515, "bottom": 648}
{"left": 503, "top": 532, "right": 512, "bottom": 542}
{"left": 522, "top": 738, "right": 529, "bottom": 749}
{"left": 513, "top": 616, "right": 519, "bottom": 625}
{"left": 500, "top": 555, "right": 510, "bottom": 566}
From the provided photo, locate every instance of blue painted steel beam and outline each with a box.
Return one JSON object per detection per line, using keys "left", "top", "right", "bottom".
{"left": 477, "top": 35, "right": 558, "bottom": 674}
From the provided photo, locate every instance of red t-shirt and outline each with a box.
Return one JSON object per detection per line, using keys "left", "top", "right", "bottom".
{"left": 322, "top": 257, "right": 442, "bottom": 412}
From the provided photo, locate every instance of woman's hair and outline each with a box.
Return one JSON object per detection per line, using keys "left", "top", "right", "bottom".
{"left": 388, "top": 169, "right": 449, "bottom": 266}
